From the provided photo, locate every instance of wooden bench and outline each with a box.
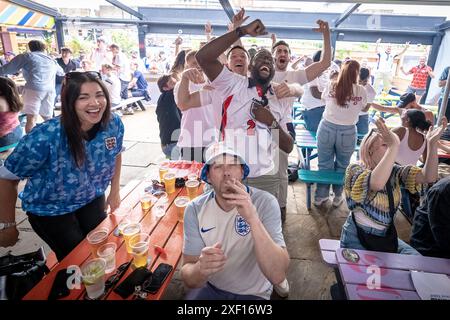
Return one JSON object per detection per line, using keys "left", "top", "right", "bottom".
{"left": 319, "top": 239, "right": 340, "bottom": 267}
{"left": 298, "top": 169, "right": 345, "bottom": 209}
{"left": 113, "top": 97, "right": 146, "bottom": 112}
{"left": 24, "top": 163, "right": 203, "bottom": 300}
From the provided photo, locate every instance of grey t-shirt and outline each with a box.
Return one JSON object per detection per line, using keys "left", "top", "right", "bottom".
{"left": 183, "top": 186, "right": 285, "bottom": 299}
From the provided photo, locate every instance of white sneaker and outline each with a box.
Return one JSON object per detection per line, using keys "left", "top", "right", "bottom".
{"left": 313, "top": 197, "right": 329, "bottom": 206}
{"left": 332, "top": 196, "right": 344, "bottom": 207}
{"left": 274, "top": 279, "right": 289, "bottom": 298}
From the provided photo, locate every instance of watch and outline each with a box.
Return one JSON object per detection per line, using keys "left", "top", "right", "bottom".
{"left": 269, "top": 120, "right": 279, "bottom": 129}
{"left": 0, "top": 222, "right": 16, "bottom": 230}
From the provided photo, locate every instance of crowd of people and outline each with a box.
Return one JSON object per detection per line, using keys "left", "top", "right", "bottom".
{"left": 1, "top": 7, "right": 450, "bottom": 300}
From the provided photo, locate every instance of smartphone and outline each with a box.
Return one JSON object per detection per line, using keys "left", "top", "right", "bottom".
{"left": 143, "top": 263, "right": 173, "bottom": 294}
{"left": 48, "top": 268, "right": 71, "bottom": 300}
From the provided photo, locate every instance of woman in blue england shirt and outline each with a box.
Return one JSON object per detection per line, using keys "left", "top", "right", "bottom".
{"left": 0, "top": 72, "right": 124, "bottom": 261}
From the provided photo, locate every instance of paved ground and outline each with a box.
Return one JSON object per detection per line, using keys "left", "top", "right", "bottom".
{"left": 1, "top": 104, "right": 413, "bottom": 300}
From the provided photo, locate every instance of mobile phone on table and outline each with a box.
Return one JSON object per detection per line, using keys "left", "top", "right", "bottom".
{"left": 48, "top": 268, "right": 71, "bottom": 300}
{"left": 143, "top": 263, "right": 173, "bottom": 294}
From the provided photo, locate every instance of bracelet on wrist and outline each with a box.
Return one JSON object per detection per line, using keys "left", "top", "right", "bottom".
{"left": 235, "top": 27, "right": 245, "bottom": 38}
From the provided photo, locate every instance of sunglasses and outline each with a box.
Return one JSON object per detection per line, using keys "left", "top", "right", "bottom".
{"left": 104, "top": 261, "right": 131, "bottom": 291}
{"left": 65, "top": 71, "right": 101, "bottom": 81}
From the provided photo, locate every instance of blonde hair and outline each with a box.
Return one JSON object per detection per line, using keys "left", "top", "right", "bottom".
{"left": 359, "top": 130, "right": 380, "bottom": 170}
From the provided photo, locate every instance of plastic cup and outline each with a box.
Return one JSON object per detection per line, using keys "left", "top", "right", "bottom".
{"left": 97, "top": 242, "right": 117, "bottom": 274}
{"left": 186, "top": 179, "right": 199, "bottom": 200}
{"left": 129, "top": 233, "right": 150, "bottom": 268}
{"left": 154, "top": 196, "right": 168, "bottom": 218}
{"left": 163, "top": 172, "right": 176, "bottom": 194}
{"left": 112, "top": 206, "right": 132, "bottom": 218}
{"left": 140, "top": 193, "right": 154, "bottom": 212}
{"left": 81, "top": 258, "right": 106, "bottom": 299}
{"left": 122, "top": 223, "right": 141, "bottom": 254}
{"left": 174, "top": 196, "right": 190, "bottom": 222}
{"left": 187, "top": 173, "right": 198, "bottom": 181}
{"left": 159, "top": 166, "right": 169, "bottom": 182}
{"left": 86, "top": 227, "right": 109, "bottom": 257}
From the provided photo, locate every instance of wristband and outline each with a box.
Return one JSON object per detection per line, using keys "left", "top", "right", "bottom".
{"left": 235, "top": 27, "right": 245, "bottom": 38}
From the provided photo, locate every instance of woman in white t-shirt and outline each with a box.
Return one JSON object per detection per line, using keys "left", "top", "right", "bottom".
{"left": 315, "top": 60, "right": 369, "bottom": 207}
{"left": 356, "top": 67, "right": 376, "bottom": 137}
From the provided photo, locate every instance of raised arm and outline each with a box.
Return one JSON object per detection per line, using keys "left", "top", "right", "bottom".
{"left": 396, "top": 41, "right": 410, "bottom": 57}
{"left": 375, "top": 38, "right": 382, "bottom": 54}
{"left": 176, "top": 68, "right": 204, "bottom": 111}
{"left": 304, "top": 20, "right": 331, "bottom": 82}
{"left": 370, "top": 119, "right": 401, "bottom": 191}
{"left": 196, "top": 19, "right": 267, "bottom": 82}
{"left": 416, "top": 118, "right": 447, "bottom": 184}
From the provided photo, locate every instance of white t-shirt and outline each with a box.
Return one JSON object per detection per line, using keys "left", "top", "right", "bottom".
{"left": 102, "top": 73, "right": 121, "bottom": 105}
{"left": 301, "top": 74, "right": 328, "bottom": 110}
{"left": 113, "top": 52, "right": 131, "bottom": 82}
{"left": 377, "top": 51, "right": 397, "bottom": 73}
{"left": 173, "top": 81, "right": 219, "bottom": 148}
{"left": 359, "top": 83, "right": 376, "bottom": 116}
{"left": 208, "top": 67, "right": 292, "bottom": 177}
{"left": 272, "top": 69, "right": 307, "bottom": 108}
{"left": 322, "top": 83, "right": 368, "bottom": 125}
{"left": 183, "top": 188, "right": 286, "bottom": 299}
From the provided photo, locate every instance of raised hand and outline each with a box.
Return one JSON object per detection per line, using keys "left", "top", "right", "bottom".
{"left": 182, "top": 68, "right": 205, "bottom": 84}
{"left": 426, "top": 117, "right": 448, "bottom": 145}
{"left": 198, "top": 242, "right": 227, "bottom": 278}
{"left": 271, "top": 33, "right": 277, "bottom": 44}
{"left": 376, "top": 38, "right": 382, "bottom": 44}
{"left": 174, "top": 36, "right": 183, "bottom": 46}
{"left": 205, "top": 21, "right": 213, "bottom": 35}
{"left": 221, "top": 179, "right": 257, "bottom": 222}
{"left": 232, "top": 8, "right": 249, "bottom": 29}
{"left": 242, "top": 19, "right": 268, "bottom": 37}
{"left": 375, "top": 118, "right": 400, "bottom": 148}
{"left": 313, "top": 20, "right": 330, "bottom": 36}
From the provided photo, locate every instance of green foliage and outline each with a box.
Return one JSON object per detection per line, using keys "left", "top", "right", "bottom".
{"left": 67, "top": 37, "right": 93, "bottom": 56}
{"left": 111, "top": 30, "right": 138, "bottom": 55}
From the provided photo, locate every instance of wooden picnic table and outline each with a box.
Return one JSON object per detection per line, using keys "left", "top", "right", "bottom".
{"left": 319, "top": 239, "right": 450, "bottom": 300}
{"left": 23, "top": 161, "right": 204, "bottom": 300}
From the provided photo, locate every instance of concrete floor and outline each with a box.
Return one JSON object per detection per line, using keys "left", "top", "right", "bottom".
{"left": 0, "top": 104, "right": 413, "bottom": 300}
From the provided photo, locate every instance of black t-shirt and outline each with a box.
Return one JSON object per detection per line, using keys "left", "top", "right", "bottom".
{"left": 155, "top": 90, "right": 181, "bottom": 145}
{"left": 410, "top": 177, "right": 450, "bottom": 258}
{"left": 56, "top": 58, "right": 78, "bottom": 84}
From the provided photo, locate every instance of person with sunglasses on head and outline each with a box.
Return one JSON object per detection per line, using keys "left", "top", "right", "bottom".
{"left": 340, "top": 118, "right": 446, "bottom": 254}
{"left": 0, "top": 71, "right": 124, "bottom": 261}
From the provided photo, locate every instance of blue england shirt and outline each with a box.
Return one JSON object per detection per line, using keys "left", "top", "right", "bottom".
{"left": 5, "top": 114, "right": 124, "bottom": 216}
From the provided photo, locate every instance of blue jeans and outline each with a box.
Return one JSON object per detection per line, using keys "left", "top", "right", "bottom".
{"left": 406, "top": 86, "right": 426, "bottom": 96}
{"left": 356, "top": 114, "right": 369, "bottom": 136}
{"left": 131, "top": 88, "right": 151, "bottom": 101}
{"left": 185, "top": 282, "right": 266, "bottom": 300}
{"left": 0, "top": 125, "right": 23, "bottom": 148}
{"left": 340, "top": 214, "right": 420, "bottom": 255}
{"left": 120, "top": 80, "right": 130, "bottom": 100}
{"left": 303, "top": 106, "right": 325, "bottom": 132}
{"left": 161, "top": 143, "right": 180, "bottom": 160}
{"left": 315, "top": 120, "right": 356, "bottom": 199}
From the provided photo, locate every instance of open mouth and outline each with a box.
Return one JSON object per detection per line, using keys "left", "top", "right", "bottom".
{"left": 279, "top": 58, "right": 287, "bottom": 64}
{"left": 86, "top": 108, "right": 101, "bottom": 118}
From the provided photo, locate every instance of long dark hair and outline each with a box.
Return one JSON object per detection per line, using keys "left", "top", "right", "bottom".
{"left": 170, "top": 49, "right": 188, "bottom": 76}
{"left": 0, "top": 77, "right": 23, "bottom": 112}
{"left": 60, "top": 74, "right": 111, "bottom": 167}
{"left": 333, "top": 59, "right": 360, "bottom": 106}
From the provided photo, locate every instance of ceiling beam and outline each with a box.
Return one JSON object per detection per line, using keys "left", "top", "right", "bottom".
{"left": 334, "top": 3, "right": 361, "bottom": 28}
{"left": 218, "top": 0, "right": 235, "bottom": 21}
{"left": 267, "top": 0, "right": 450, "bottom": 5}
{"left": 104, "top": 0, "right": 144, "bottom": 20}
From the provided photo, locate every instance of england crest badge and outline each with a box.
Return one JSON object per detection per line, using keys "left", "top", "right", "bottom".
{"left": 235, "top": 214, "right": 251, "bottom": 236}
{"left": 105, "top": 137, "right": 117, "bottom": 150}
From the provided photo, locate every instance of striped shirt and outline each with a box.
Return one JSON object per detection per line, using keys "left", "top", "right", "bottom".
{"left": 345, "top": 163, "right": 422, "bottom": 227}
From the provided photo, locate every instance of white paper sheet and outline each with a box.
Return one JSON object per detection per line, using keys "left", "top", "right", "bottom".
{"left": 411, "top": 270, "right": 450, "bottom": 300}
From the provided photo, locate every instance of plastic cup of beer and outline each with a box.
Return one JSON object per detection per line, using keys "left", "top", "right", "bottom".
{"left": 97, "top": 242, "right": 117, "bottom": 274}
{"left": 163, "top": 172, "right": 176, "bottom": 194}
{"left": 81, "top": 258, "right": 106, "bottom": 299}
{"left": 122, "top": 223, "right": 141, "bottom": 254}
{"left": 186, "top": 179, "right": 200, "bottom": 200}
{"left": 129, "top": 233, "right": 150, "bottom": 268}
{"left": 140, "top": 193, "right": 154, "bottom": 212}
{"left": 86, "top": 227, "right": 109, "bottom": 257}
{"left": 174, "top": 196, "right": 190, "bottom": 222}
{"left": 159, "top": 165, "right": 169, "bottom": 182}
{"left": 154, "top": 196, "right": 168, "bottom": 218}
{"left": 187, "top": 173, "right": 198, "bottom": 181}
